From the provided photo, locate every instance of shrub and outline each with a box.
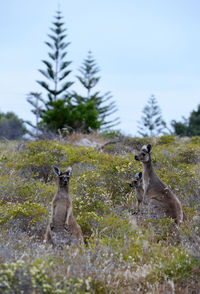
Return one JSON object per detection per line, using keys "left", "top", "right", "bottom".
{"left": 190, "top": 136, "right": 200, "bottom": 144}
{"left": 0, "top": 175, "right": 56, "bottom": 204}
{"left": 99, "top": 155, "right": 140, "bottom": 204}
{"left": 71, "top": 171, "right": 110, "bottom": 235}
{"left": 177, "top": 146, "right": 200, "bottom": 164}
{"left": 157, "top": 135, "right": 176, "bottom": 145}
{"left": 0, "top": 260, "right": 97, "bottom": 294}
{"left": 0, "top": 201, "right": 47, "bottom": 229}
{"left": 16, "top": 141, "right": 67, "bottom": 182}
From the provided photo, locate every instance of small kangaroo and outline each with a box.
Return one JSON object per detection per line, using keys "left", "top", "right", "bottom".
{"left": 45, "top": 166, "right": 83, "bottom": 247}
{"left": 129, "top": 172, "right": 144, "bottom": 212}
{"left": 134, "top": 144, "right": 183, "bottom": 224}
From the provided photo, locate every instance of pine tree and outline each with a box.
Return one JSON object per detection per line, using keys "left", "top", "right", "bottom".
{"left": 137, "top": 95, "right": 167, "bottom": 137}
{"left": 73, "top": 51, "right": 119, "bottom": 129}
{"left": 28, "top": 13, "right": 102, "bottom": 135}
{"left": 37, "top": 10, "right": 73, "bottom": 101}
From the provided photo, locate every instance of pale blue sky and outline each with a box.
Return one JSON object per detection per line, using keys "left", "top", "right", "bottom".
{"left": 0, "top": 0, "right": 200, "bottom": 135}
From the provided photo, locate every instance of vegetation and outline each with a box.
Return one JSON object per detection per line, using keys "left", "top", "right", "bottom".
{"left": 73, "top": 51, "right": 120, "bottom": 129}
{"left": 0, "top": 134, "right": 199, "bottom": 293}
{"left": 37, "top": 10, "right": 73, "bottom": 102}
{"left": 172, "top": 104, "right": 200, "bottom": 137}
{"left": 137, "top": 95, "right": 167, "bottom": 137}
{"left": 0, "top": 111, "right": 26, "bottom": 140}
{"left": 26, "top": 92, "right": 44, "bottom": 136}
{"left": 27, "top": 12, "right": 119, "bottom": 135}
{"left": 41, "top": 99, "right": 100, "bottom": 133}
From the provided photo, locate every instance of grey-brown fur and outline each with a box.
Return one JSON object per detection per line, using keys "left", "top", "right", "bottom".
{"left": 45, "top": 166, "right": 83, "bottom": 247}
{"left": 129, "top": 172, "right": 144, "bottom": 212}
{"left": 135, "top": 144, "right": 183, "bottom": 224}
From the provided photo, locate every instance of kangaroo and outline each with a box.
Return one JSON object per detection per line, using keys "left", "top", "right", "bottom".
{"left": 129, "top": 172, "right": 144, "bottom": 212}
{"left": 45, "top": 166, "right": 83, "bottom": 247}
{"left": 134, "top": 144, "right": 183, "bottom": 224}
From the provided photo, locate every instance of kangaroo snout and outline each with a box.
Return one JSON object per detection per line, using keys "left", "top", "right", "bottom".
{"left": 134, "top": 155, "right": 139, "bottom": 161}
{"left": 129, "top": 180, "right": 137, "bottom": 187}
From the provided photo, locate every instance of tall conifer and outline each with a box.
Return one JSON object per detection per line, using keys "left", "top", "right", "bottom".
{"left": 74, "top": 51, "right": 119, "bottom": 129}
{"left": 137, "top": 95, "right": 167, "bottom": 137}
{"left": 37, "top": 10, "right": 73, "bottom": 101}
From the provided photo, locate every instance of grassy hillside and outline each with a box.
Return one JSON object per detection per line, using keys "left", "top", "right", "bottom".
{"left": 0, "top": 134, "right": 199, "bottom": 293}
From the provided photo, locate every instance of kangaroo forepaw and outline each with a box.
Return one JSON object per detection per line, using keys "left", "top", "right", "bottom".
{"left": 64, "top": 226, "right": 69, "bottom": 232}
{"left": 64, "top": 219, "right": 69, "bottom": 227}
{"left": 50, "top": 223, "right": 54, "bottom": 230}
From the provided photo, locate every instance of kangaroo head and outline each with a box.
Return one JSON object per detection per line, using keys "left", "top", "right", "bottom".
{"left": 134, "top": 144, "right": 152, "bottom": 163}
{"left": 130, "top": 172, "right": 142, "bottom": 188}
{"left": 53, "top": 166, "right": 72, "bottom": 187}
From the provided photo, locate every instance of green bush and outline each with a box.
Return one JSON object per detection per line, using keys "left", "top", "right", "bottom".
{"left": 72, "top": 171, "right": 109, "bottom": 235}
{"left": 16, "top": 141, "right": 67, "bottom": 182}
{"left": 0, "top": 175, "right": 56, "bottom": 203}
{"left": 157, "top": 135, "right": 176, "bottom": 145}
{"left": 146, "top": 247, "right": 199, "bottom": 283}
{"left": 190, "top": 136, "right": 200, "bottom": 144}
{"left": 99, "top": 155, "right": 140, "bottom": 204}
{"left": 0, "top": 201, "right": 47, "bottom": 228}
{"left": 0, "top": 260, "right": 97, "bottom": 294}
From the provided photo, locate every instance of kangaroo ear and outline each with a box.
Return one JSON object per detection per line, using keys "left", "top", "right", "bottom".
{"left": 139, "top": 172, "right": 142, "bottom": 179}
{"left": 66, "top": 167, "right": 72, "bottom": 176}
{"left": 53, "top": 166, "right": 61, "bottom": 176}
{"left": 147, "top": 144, "right": 152, "bottom": 153}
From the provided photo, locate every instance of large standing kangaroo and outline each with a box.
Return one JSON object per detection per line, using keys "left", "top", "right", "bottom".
{"left": 135, "top": 144, "right": 183, "bottom": 224}
{"left": 45, "top": 166, "right": 83, "bottom": 247}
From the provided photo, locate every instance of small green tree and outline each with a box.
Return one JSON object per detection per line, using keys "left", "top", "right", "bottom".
{"left": 171, "top": 104, "right": 200, "bottom": 136}
{"left": 73, "top": 51, "right": 119, "bottom": 129}
{"left": 0, "top": 112, "right": 26, "bottom": 140}
{"left": 137, "top": 95, "right": 167, "bottom": 137}
{"left": 41, "top": 99, "right": 100, "bottom": 133}
{"left": 37, "top": 10, "right": 73, "bottom": 101}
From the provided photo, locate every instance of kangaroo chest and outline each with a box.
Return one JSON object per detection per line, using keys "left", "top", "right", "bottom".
{"left": 143, "top": 171, "right": 150, "bottom": 191}
{"left": 53, "top": 197, "right": 71, "bottom": 225}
